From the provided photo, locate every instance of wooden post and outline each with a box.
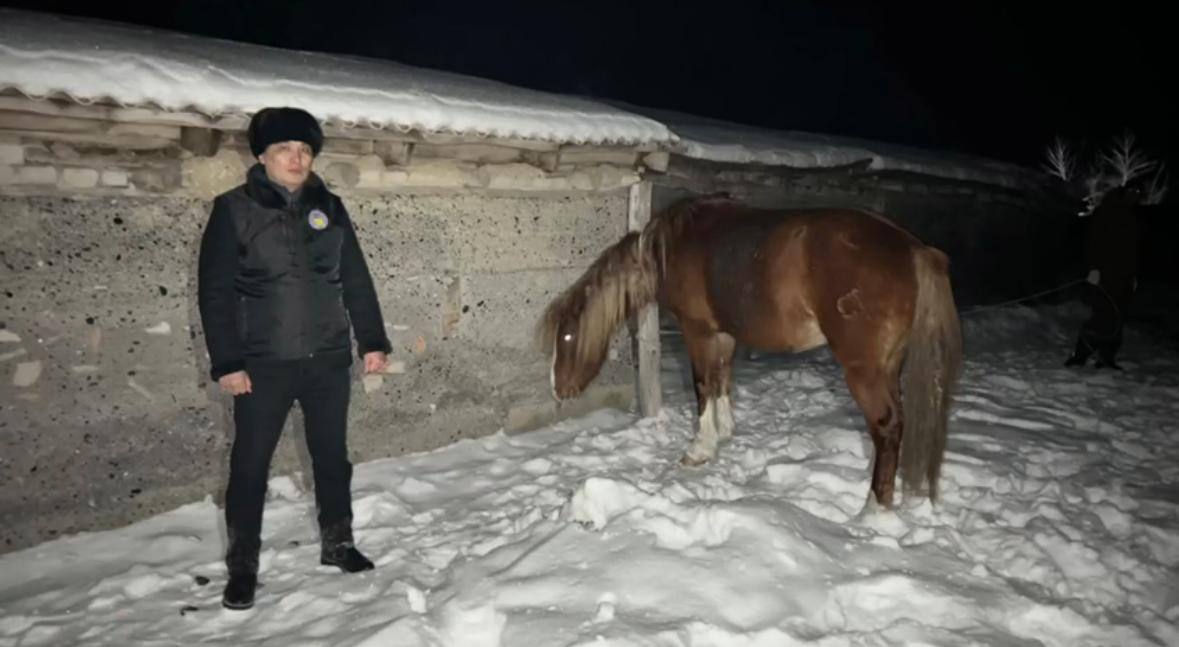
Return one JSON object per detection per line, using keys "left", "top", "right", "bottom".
{"left": 627, "top": 180, "right": 662, "bottom": 417}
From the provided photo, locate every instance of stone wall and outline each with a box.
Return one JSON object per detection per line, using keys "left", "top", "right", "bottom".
{"left": 0, "top": 129, "right": 645, "bottom": 199}
{"left": 0, "top": 130, "right": 640, "bottom": 553}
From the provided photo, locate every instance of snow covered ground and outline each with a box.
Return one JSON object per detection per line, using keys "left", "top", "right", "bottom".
{"left": 1, "top": 299, "right": 1177, "bottom": 646}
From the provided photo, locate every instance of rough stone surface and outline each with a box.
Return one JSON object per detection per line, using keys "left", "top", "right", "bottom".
{"left": 130, "top": 164, "right": 183, "bottom": 193}
{"left": 322, "top": 161, "right": 360, "bottom": 189}
{"left": 12, "top": 360, "right": 42, "bottom": 387}
{"left": 181, "top": 148, "right": 246, "bottom": 199}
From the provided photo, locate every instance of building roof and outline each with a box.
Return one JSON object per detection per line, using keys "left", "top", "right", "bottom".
{"left": 0, "top": 9, "right": 677, "bottom": 148}
{"left": 613, "top": 102, "right": 1038, "bottom": 189}
{"left": 1, "top": 9, "right": 1038, "bottom": 189}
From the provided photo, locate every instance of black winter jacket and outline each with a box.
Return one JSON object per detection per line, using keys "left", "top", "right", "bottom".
{"left": 198, "top": 164, "right": 391, "bottom": 380}
{"left": 1084, "top": 187, "right": 1141, "bottom": 283}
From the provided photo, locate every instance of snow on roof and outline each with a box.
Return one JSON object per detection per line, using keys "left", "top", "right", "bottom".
{"left": 0, "top": 9, "right": 677, "bottom": 147}
{"left": 610, "top": 102, "right": 1040, "bottom": 189}
{"left": 0, "top": 9, "right": 1038, "bottom": 190}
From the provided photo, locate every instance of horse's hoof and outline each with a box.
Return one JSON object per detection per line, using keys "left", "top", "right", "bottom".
{"left": 859, "top": 489, "right": 894, "bottom": 516}
{"left": 680, "top": 453, "right": 710, "bottom": 467}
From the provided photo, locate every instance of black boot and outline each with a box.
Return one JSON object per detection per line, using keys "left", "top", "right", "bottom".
{"left": 222, "top": 530, "right": 260, "bottom": 610}
{"left": 1092, "top": 335, "right": 1124, "bottom": 370}
{"left": 222, "top": 572, "right": 258, "bottom": 610}
{"left": 320, "top": 519, "right": 374, "bottom": 573}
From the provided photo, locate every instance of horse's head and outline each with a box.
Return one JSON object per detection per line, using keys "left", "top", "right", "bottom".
{"left": 546, "top": 296, "right": 604, "bottom": 400}
{"left": 538, "top": 231, "right": 657, "bottom": 401}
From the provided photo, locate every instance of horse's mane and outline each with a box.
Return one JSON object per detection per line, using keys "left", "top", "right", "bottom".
{"left": 641, "top": 192, "right": 737, "bottom": 276}
{"left": 536, "top": 230, "right": 656, "bottom": 367}
{"left": 536, "top": 192, "right": 737, "bottom": 369}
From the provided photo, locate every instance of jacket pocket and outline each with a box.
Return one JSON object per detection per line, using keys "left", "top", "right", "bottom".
{"left": 317, "top": 293, "right": 351, "bottom": 351}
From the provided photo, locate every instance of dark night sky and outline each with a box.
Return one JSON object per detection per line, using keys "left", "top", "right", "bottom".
{"left": 2, "top": 1, "right": 1174, "bottom": 169}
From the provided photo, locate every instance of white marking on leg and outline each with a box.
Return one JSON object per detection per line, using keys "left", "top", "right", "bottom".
{"left": 683, "top": 399, "right": 720, "bottom": 464}
{"left": 716, "top": 395, "right": 734, "bottom": 440}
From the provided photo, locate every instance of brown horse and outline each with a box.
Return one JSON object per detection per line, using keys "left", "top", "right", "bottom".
{"left": 538, "top": 194, "right": 963, "bottom": 508}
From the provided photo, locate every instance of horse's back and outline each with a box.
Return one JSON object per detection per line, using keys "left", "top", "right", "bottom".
{"left": 676, "top": 204, "right": 925, "bottom": 355}
{"left": 795, "top": 208, "right": 924, "bottom": 286}
{"left": 768, "top": 209, "right": 931, "bottom": 377}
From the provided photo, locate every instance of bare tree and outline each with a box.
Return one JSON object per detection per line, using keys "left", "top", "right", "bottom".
{"left": 1142, "top": 164, "right": 1169, "bottom": 205}
{"left": 1099, "top": 130, "right": 1157, "bottom": 188}
{"left": 1043, "top": 129, "right": 1169, "bottom": 215}
{"left": 1041, "top": 135, "right": 1079, "bottom": 182}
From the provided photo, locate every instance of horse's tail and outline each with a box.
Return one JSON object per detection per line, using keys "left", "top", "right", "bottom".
{"left": 900, "top": 246, "right": 963, "bottom": 501}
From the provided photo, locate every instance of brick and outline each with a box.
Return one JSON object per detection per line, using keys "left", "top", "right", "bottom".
{"left": 60, "top": 168, "right": 100, "bottom": 188}
{"left": 101, "top": 170, "right": 129, "bottom": 187}
{"left": 13, "top": 165, "right": 57, "bottom": 185}
{"left": 0, "top": 143, "right": 24, "bottom": 165}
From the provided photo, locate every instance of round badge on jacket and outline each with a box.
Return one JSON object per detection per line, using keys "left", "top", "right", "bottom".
{"left": 308, "top": 209, "right": 329, "bottom": 231}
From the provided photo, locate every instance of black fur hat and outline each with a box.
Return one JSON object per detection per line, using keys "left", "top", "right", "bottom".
{"left": 247, "top": 107, "right": 324, "bottom": 157}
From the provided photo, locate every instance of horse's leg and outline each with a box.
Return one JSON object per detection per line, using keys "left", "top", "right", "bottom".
{"left": 715, "top": 333, "right": 737, "bottom": 441}
{"left": 843, "top": 366, "right": 903, "bottom": 508}
{"left": 680, "top": 330, "right": 736, "bottom": 465}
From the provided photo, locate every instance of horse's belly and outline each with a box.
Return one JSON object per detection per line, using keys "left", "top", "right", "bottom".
{"left": 779, "top": 317, "right": 828, "bottom": 350}
{"left": 734, "top": 309, "right": 827, "bottom": 352}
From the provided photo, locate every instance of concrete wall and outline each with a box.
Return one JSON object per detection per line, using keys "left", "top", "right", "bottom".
{"left": 0, "top": 140, "right": 639, "bottom": 552}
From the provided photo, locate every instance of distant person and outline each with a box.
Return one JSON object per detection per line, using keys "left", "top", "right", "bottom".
{"left": 197, "top": 106, "right": 392, "bottom": 610}
{"left": 1064, "top": 182, "right": 1144, "bottom": 369}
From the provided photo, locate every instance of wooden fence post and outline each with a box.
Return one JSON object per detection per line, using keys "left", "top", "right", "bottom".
{"left": 627, "top": 181, "right": 662, "bottom": 417}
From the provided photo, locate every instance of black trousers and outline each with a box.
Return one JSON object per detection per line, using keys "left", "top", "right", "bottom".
{"left": 1081, "top": 278, "right": 1134, "bottom": 352}
{"left": 1070, "top": 275, "right": 1134, "bottom": 365}
{"left": 225, "top": 360, "right": 353, "bottom": 562}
